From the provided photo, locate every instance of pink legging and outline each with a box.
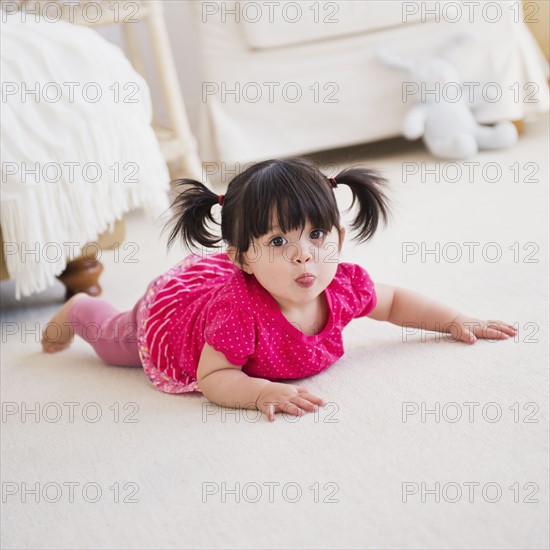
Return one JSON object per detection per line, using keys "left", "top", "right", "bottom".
{"left": 67, "top": 295, "right": 144, "bottom": 367}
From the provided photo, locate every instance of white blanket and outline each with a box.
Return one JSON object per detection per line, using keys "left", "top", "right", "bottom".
{"left": 0, "top": 15, "right": 171, "bottom": 298}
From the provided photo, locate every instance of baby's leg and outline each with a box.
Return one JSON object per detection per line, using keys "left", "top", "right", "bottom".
{"left": 42, "top": 294, "right": 143, "bottom": 367}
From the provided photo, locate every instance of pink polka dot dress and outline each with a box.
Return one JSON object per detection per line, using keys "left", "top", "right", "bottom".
{"left": 137, "top": 252, "right": 377, "bottom": 394}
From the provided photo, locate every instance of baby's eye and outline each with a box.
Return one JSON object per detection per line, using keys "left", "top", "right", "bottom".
{"left": 310, "top": 229, "right": 326, "bottom": 240}
{"left": 269, "top": 236, "right": 287, "bottom": 247}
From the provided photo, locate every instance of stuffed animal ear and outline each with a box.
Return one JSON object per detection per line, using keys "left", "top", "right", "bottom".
{"left": 375, "top": 48, "right": 415, "bottom": 72}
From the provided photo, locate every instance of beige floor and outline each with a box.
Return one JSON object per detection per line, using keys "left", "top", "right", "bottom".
{"left": 1, "top": 114, "right": 549, "bottom": 549}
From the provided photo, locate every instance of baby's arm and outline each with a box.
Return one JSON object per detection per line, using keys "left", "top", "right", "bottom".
{"left": 368, "top": 283, "right": 516, "bottom": 343}
{"left": 197, "top": 343, "right": 324, "bottom": 421}
{"left": 197, "top": 343, "right": 271, "bottom": 410}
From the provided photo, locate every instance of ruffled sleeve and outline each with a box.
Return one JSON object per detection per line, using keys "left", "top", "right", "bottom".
{"left": 204, "top": 299, "right": 257, "bottom": 366}
{"left": 340, "top": 263, "right": 378, "bottom": 318}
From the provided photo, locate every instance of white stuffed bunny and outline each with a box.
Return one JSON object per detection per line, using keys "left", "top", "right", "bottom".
{"left": 376, "top": 45, "right": 518, "bottom": 159}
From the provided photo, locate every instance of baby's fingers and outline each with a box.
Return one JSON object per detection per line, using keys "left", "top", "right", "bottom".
{"left": 280, "top": 401, "right": 306, "bottom": 418}
{"left": 476, "top": 327, "right": 511, "bottom": 340}
{"left": 267, "top": 404, "right": 276, "bottom": 422}
{"left": 295, "top": 387, "right": 325, "bottom": 407}
{"left": 262, "top": 400, "right": 308, "bottom": 422}
{"left": 292, "top": 396, "right": 320, "bottom": 413}
{"left": 486, "top": 320, "right": 517, "bottom": 336}
{"left": 469, "top": 320, "right": 515, "bottom": 340}
{"left": 459, "top": 327, "right": 477, "bottom": 344}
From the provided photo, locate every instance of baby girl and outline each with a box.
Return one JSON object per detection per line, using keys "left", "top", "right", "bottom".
{"left": 42, "top": 158, "right": 516, "bottom": 421}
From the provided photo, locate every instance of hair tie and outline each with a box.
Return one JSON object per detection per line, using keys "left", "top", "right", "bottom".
{"left": 218, "top": 194, "right": 225, "bottom": 206}
{"left": 329, "top": 178, "right": 338, "bottom": 188}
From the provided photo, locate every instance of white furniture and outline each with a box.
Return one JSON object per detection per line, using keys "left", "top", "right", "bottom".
{"left": 191, "top": 0, "right": 549, "bottom": 165}
{"left": 120, "top": 0, "right": 203, "bottom": 179}
{"left": 2, "top": 0, "right": 203, "bottom": 180}
{"left": 0, "top": 7, "right": 172, "bottom": 297}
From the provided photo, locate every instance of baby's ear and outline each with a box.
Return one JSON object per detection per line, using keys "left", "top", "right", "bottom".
{"left": 338, "top": 226, "right": 346, "bottom": 251}
{"left": 226, "top": 245, "right": 237, "bottom": 264}
{"left": 226, "top": 246, "right": 252, "bottom": 273}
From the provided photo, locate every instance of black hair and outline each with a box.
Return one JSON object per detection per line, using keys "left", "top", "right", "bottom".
{"left": 164, "top": 158, "right": 391, "bottom": 269}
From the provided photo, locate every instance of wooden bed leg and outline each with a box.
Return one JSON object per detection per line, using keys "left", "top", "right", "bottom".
{"left": 56, "top": 254, "right": 104, "bottom": 300}
{"left": 512, "top": 119, "right": 525, "bottom": 135}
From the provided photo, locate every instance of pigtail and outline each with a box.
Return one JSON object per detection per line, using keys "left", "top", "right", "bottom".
{"left": 333, "top": 166, "right": 391, "bottom": 243}
{"left": 163, "top": 178, "right": 222, "bottom": 252}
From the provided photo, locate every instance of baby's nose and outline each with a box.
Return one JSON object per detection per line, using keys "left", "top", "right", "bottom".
{"left": 293, "top": 243, "right": 313, "bottom": 263}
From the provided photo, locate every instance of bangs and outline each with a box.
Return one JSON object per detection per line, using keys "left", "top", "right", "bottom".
{"left": 238, "top": 159, "right": 340, "bottom": 247}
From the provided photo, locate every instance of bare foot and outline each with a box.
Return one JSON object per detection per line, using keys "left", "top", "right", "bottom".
{"left": 41, "top": 293, "right": 88, "bottom": 353}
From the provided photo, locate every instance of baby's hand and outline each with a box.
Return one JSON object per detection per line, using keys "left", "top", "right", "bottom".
{"left": 449, "top": 314, "right": 517, "bottom": 344}
{"left": 255, "top": 382, "right": 325, "bottom": 422}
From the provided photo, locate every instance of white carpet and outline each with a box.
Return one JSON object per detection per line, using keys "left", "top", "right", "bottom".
{"left": 1, "top": 115, "right": 548, "bottom": 549}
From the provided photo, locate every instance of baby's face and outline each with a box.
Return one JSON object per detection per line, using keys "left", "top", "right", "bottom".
{"left": 231, "top": 217, "right": 346, "bottom": 314}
